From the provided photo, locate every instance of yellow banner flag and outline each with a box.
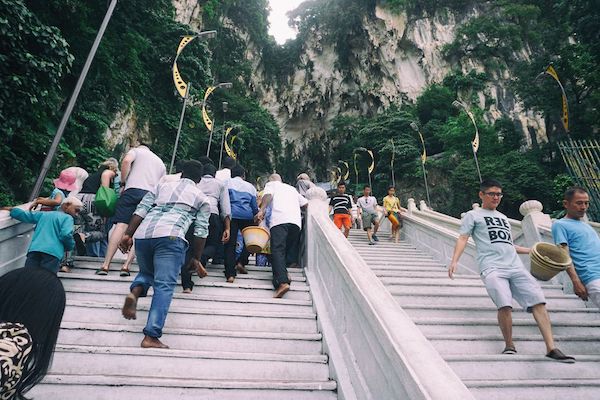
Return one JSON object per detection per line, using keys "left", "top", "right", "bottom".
{"left": 224, "top": 127, "right": 236, "bottom": 159}
{"left": 545, "top": 65, "right": 569, "bottom": 133}
{"left": 472, "top": 131, "right": 480, "bottom": 153}
{"left": 201, "top": 86, "right": 217, "bottom": 131}
{"left": 367, "top": 150, "right": 375, "bottom": 174}
{"left": 172, "top": 36, "right": 196, "bottom": 98}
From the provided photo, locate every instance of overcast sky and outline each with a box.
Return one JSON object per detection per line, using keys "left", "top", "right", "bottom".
{"left": 268, "top": 0, "right": 306, "bottom": 44}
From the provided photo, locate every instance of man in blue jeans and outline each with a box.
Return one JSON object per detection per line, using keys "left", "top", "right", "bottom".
{"left": 119, "top": 160, "right": 211, "bottom": 349}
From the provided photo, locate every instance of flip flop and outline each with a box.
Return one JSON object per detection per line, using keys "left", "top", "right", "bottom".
{"left": 502, "top": 346, "right": 517, "bottom": 354}
{"left": 120, "top": 269, "right": 131, "bottom": 277}
{"left": 95, "top": 268, "right": 109, "bottom": 275}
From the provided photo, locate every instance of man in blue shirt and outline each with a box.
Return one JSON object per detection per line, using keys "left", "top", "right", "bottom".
{"left": 3, "top": 197, "right": 82, "bottom": 274}
{"left": 119, "top": 160, "right": 211, "bottom": 349}
{"left": 224, "top": 164, "right": 258, "bottom": 283}
{"left": 552, "top": 186, "right": 600, "bottom": 309}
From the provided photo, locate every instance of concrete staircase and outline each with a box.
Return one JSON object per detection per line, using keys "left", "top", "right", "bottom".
{"left": 30, "top": 256, "right": 337, "bottom": 399}
{"left": 349, "top": 230, "right": 600, "bottom": 400}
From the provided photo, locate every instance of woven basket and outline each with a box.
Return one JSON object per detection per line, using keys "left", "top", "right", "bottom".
{"left": 530, "top": 242, "right": 572, "bottom": 281}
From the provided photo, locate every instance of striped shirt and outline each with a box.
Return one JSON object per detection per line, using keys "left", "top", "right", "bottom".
{"left": 133, "top": 178, "right": 210, "bottom": 240}
{"left": 329, "top": 194, "right": 352, "bottom": 214}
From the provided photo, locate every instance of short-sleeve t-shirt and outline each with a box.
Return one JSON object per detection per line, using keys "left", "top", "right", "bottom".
{"left": 552, "top": 218, "right": 600, "bottom": 285}
{"left": 329, "top": 194, "right": 352, "bottom": 214}
{"left": 357, "top": 196, "right": 378, "bottom": 214}
{"left": 262, "top": 181, "right": 308, "bottom": 228}
{"left": 124, "top": 146, "right": 166, "bottom": 192}
{"left": 459, "top": 208, "right": 523, "bottom": 275}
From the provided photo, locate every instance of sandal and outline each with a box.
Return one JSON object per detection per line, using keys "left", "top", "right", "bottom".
{"left": 95, "top": 268, "right": 109, "bottom": 275}
{"left": 546, "top": 348, "right": 576, "bottom": 363}
{"left": 120, "top": 268, "right": 131, "bottom": 277}
{"left": 502, "top": 346, "right": 517, "bottom": 355}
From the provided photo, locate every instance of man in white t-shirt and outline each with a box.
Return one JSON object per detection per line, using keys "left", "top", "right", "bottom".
{"left": 256, "top": 174, "right": 308, "bottom": 298}
{"left": 98, "top": 144, "right": 166, "bottom": 276}
{"left": 357, "top": 185, "right": 380, "bottom": 245}
{"left": 449, "top": 179, "right": 574, "bottom": 363}
{"left": 215, "top": 156, "right": 235, "bottom": 182}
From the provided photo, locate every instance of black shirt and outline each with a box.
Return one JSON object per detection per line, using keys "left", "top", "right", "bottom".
{"left": 329, "top": 194, "right": 352, "bottom": 214}
{"left": 81, "top": 167, "right": 109, "bottom": 194}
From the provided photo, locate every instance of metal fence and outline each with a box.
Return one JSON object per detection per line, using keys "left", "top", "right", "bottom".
{"left": 557, "top": 139, "right": 600, "bottom": 222}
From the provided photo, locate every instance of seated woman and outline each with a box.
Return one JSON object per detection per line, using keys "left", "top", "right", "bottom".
{"left": 383, "top": 186, "right": 402, "bottom": 243}
{"left": 0, "top": 267, "right": 66, "bottom": 399}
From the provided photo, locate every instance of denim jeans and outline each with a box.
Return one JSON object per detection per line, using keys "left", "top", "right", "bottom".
{"left": 130, "top": 237, "right": 188, "bottom": 338}
{"left": 25, "top": 251, "right": 60, "bottom": 274}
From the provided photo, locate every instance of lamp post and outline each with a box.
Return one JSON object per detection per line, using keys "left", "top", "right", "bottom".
{"left": 410, "top": 122, "right": 431, "bottom": 207}
{"left": 353, "top": 147, "right": 373, "bottom": 188}
{"left": 30, "top": 0, "right": 118, "bottom": 200}
{"left": 453, "top": 100, "right": 482, "bottom": 183}
{"left": 203, "top": 82, "right": 233, "bottom": 157}
{"left": 218, "top": 101, "right": 229, "bottom": 169}
{"left": 169, "top": 30, "right": 217, "bottom": 173}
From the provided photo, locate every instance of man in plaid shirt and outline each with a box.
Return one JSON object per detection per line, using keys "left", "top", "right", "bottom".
{"left": 119, "top": 160, "right": 210, "bottom": 349}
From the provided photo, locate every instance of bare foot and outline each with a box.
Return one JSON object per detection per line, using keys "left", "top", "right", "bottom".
{"left": 235, "top": 263, "right": 248, "bottom": 274}
{"left": 60, "top": 265, "right": 71, "bottom": 273}
{"left": 226, "top": 276, "right": 235, "bottom": 283}
{"left": 182, "top": 288, "right": 192, "bottom": 294}
{"left": 141, "top": 335, "right": 169, "bottom": 349}
{"left": 122, "top": 293, "right": 138, "bottom": 320}
{"left": 274, "top": 283, "right": 290, "bottom": 298}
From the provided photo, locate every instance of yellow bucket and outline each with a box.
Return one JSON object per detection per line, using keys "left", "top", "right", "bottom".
{"left": 530, "top": 242, "right": 572, "bottom": 281}
{"left": 242, "top": 226, "right": 270, "bottom": 253}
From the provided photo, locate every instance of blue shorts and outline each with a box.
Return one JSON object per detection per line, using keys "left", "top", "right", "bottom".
{"left": 112, "top": 188, "right": 148, "bottom": 224}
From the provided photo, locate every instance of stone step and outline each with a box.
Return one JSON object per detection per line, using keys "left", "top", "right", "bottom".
{"left": 71, "top": 257, "right": 304, "bottom": 274}
{"left": 371, "top": 265, "right": 447, "bottom": 274}
{"left": 50, "top": 345, "right": 330, "bottom": 382}
{"left": 393, "top": 293, "right": 583, "bottom": 309}
{"left": 368, "top": 261, "right": 445, "bottom": 270}
{"left": 62, "top": 301, "right": 318, "bottom": 334}
{"left": 69, "top": 259, "right": 306, "bottom": 280}
{"left": 401, "top": 304, "right": 600, "bottom": 320}
{"left": 466, "top": 379, "right": 600, "bottom": 400}
{"left": 380, "top": 277, "right": 562, "bottom": 290}
{"left": 59, "top": 275, "right": 311, "bottom": 301}
{"left": 64, "top": 286, "right": 314, "bottom": 313}
{"left": 58, "top": 322, "right": 323, "bottom": 355}
{"left": 386, "top": 283, "right": 564, "bottom": 297}
{"left": 447, "top": 355, "right": 600, "bottom": 380}
{"left": 31, "top": 375, "right": 337, "bottom": 400}
{"left": 415, "top": 317, "right": 600, "bottom": 336}
{"left": 60, "top": 270, "right": 308, "bottom": 287}
{"left": 429, "top": 334, "right": 600, "bottom": 355}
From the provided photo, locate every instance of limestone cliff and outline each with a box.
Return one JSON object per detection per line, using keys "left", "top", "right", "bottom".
{"left": 248, "top": 4, "right": 546, "bottom": 149}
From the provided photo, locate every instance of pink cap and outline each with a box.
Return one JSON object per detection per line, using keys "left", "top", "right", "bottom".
{"left": 53, "top": 169, "right": 78, "bottom": 191}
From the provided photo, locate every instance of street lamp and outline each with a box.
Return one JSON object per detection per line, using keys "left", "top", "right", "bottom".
{"left": 353, "top": 147, "right": 374, "bottom": 188}
{"left": 170, "top": 30, "right": 217, "bottom": 173}
{"left": 410, "top": 122, "right": 431, "bottom": 207}
{"left": 203, "top": 82, "right": 233, "bottom": 157}
{"left": 453, "top": 100, "right": 482, "bottom": 183}
{"left": 218, "top": 101, "right": 229, "bottom": 168}
{"left": 31, "top": 0, "right": 119, "bottom": 200}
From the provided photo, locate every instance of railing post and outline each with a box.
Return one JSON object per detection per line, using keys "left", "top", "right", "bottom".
{"left": 519, "top": 200, "right": 551, "bottom": 246}
{"left": 304, "top": 186, "right": 329, "bottom": 271}
{"left": 419, "top": 200, "right": 430, "bottom": 211}
{"left": 407, "top": 198, "right": 417, "bottom": 215}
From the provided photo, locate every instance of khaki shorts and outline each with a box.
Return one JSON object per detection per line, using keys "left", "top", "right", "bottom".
{"left": 362, "top": 212, "right": 379, "bottom": 230}
{"left": 481, "top": 268, "right": 546, "bottom": 312}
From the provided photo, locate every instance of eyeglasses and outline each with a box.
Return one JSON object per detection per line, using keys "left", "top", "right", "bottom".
{"left": 484, "top": 192, "right": 503, "bottom": 198}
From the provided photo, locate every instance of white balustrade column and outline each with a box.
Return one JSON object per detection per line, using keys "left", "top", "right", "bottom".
{"left": 406, "top": 198, "right": 417, "bottom": 215}
{"left": 519, "top": 200, "right": 552, "bottom": 247}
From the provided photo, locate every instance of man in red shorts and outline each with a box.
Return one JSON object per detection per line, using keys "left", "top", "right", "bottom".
{"left": 329, "top": 182, "right": 353, "bottom": 238}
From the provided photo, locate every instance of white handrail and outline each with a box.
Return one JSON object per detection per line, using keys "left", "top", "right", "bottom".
{"left": 305, "top": 197, "right": 474, "bottom": 400}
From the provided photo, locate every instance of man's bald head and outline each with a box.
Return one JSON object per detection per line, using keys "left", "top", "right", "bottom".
{"left": 269, "top": 173, "right": 282, "bottom": 182}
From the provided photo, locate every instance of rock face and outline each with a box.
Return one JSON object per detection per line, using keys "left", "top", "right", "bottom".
{"left": 248, "top": 5, "right": 546, "bottom": 148}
